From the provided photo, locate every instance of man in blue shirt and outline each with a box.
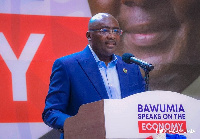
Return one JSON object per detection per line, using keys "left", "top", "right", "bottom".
{"left": 42, "top": 13, "right": 145, "bottom": 138}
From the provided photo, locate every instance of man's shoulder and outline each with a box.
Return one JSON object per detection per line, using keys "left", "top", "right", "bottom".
{"left": 59, "top": 51, "right": 81, "bottom": 61}
{"left": 54, "top": 52, "right": 81, "bottom": 66}
{"left": 54, "top": 46, "right": 91, "bottom": 64}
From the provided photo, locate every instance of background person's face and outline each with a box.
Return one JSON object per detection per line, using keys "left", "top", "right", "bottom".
{"left": 88, "top": 0, "right": 200, "bottom": 93}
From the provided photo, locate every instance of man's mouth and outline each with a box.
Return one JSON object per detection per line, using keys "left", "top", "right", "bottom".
{"left": 122, "top": 21, "right": 179, "bottom": 47}
{"left": 124, "top": 30, "right": 172, "bottom": 47}
{"left": 105, "top": 41, "right": 116, "bottom": 47}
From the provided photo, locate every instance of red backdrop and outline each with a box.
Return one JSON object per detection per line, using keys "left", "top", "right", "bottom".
{"left": 0, "top": 13, "right": 89, "bottom": 122}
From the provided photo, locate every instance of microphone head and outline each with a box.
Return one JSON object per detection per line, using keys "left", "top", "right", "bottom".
{"left": 122, "top": 53, "right": 135, "bottom": 64}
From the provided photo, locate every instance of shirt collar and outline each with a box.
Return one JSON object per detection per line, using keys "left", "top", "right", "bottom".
{"left": 88, "top": 45, "right": 118, "bottom": 67}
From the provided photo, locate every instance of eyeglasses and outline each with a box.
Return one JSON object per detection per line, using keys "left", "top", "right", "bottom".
{"left": 89, "top": 28, "right": 123, "bottom": 35}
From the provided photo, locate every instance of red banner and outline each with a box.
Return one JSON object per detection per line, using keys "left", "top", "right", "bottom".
{"left": 138, "top": 121, "right": 187, "bottom": 133}
{"left": 0, "top": 14, "right": 89, "bottom": 123}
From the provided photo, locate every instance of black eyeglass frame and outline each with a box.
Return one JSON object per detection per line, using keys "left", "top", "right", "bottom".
{"left": 89, "top": 28, "right": 123, "bottom": 35}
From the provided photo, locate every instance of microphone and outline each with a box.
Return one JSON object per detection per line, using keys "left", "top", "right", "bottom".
{"left": 122, "top": 53, "right": 154, "bottom": 71}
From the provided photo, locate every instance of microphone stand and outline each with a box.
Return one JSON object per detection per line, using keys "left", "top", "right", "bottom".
{"left": 140, "top": 65, "right": 154, "bottom": 91}
{"left": 143, "top": 68, "right": 150, "bottom": 91}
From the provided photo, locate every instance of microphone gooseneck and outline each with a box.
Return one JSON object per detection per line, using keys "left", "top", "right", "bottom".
{"left": 122, "top": 53, "right": 154, "bottom": 71}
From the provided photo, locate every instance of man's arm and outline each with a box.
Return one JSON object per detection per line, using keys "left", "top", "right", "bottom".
{"left": 42, "top": 59, "right": 71, "bottom": 131}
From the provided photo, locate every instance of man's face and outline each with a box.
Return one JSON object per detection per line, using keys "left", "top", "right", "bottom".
{"left": 88, "top": 0, "right": 200, "bottom": 92}
{"left": 88, "top": 0, "right": 199, "bottom": 65}
{"left": 87, "top": 15, "right": 121, "bottom": 59}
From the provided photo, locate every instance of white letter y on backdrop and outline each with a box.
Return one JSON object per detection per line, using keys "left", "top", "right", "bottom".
{"left": 0, "top": 33, "right": 45, "bottom": 101}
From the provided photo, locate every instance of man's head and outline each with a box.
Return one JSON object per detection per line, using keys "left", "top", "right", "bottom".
{"left": 86, "top": 13, "right": 121, "bottom": 62}
{"left": 88, "top": 0, "right": 200, "bottom": 93}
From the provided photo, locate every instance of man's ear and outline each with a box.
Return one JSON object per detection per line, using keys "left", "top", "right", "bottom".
{"left": 86, "top": 31, "right": 91, "bottom": 41}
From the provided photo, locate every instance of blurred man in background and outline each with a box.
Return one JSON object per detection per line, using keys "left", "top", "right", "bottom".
{"left": 88, "top": 0, "right": 200, "bottom": 99}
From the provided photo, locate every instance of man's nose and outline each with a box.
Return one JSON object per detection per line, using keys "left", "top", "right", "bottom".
{"left": 107, "top": 32, "right": 116, "bottom": 39}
